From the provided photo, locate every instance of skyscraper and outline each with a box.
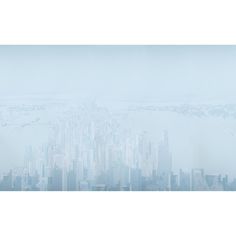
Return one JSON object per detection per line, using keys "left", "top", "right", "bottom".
{"left": 48, "top": 166, "right": 63, "bottom": 191}
{"left": 157, "top": 131, "right": 172, "bottom": 175}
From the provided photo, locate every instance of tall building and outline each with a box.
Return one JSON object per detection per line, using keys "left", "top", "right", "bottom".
{"left": 170, "top": 173, "right": 178, "bottom": 191}
{"left": 67, "top": 169, "right": 77, "bottom": 191}
{"left": 13, "top": 176, "right": 22, "bottom": 191}
{"left": 48, "top": 166, "right": 63, "bottom": 191}
{"left": 0, "top": 171, "right": 13, "bottom": 191}
{"left": 157, "top": 131, "right": 172, "bottom": 175}
{"left": 179, "top": 169, "right": 191, "bottom": 191}
{"left": 191, "top": 168, "right": 206, "bottom": 191}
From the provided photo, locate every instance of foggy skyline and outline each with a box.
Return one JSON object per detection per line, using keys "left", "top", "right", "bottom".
{"left": 1, "top": 46, "right": 236, "bottom": 191}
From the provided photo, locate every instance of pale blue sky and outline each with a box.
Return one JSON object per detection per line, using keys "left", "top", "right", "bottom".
{"left": 0, "top": 46, "right": 235, "bottom": 102}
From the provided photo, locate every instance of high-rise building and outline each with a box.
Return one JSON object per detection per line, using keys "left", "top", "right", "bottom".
{"left": 179, "top": 169, "right": 191, "bottom": 191}
{"left": 170, "top": 173, "right": 178, "bottom": 191}
{"left": 0, "top": 170, "right": 13, "bottom": 191}
{"left": 48, "top": 166, "right": 63, "bottom": 191}
{"left": 13, "top": 176, "right": 22, "bottom": 191}
{"left": 67, "top": 169, "right": 76, "bottom": 191}
{"left": 157, "top": 131, "right": 172, "bottom": 175}
{"left": 191, "top": 168, "right": 206, "bottom": 191}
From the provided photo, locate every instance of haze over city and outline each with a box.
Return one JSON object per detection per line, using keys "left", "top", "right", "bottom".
{"left": 0, "top": 46, "right": 236, "bottom": 190}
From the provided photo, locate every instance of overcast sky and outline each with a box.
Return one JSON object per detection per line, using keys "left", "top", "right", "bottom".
{"left": 0, "top": 45, "right": 236, "bottom": 102}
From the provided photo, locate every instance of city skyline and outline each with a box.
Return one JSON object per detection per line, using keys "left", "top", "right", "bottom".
{"left": 1, "top": 46, "right": 236, "bottom": 190}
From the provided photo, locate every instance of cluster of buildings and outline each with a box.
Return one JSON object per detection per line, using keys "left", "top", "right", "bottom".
{"left": 0, "top": 165, "right": 233, "bottom": 191}
{"left": 0, "top": 102, "right": 234, "bottom": 191}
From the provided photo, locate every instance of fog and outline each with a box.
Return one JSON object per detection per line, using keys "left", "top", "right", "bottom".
{"left": 1, "top": 46, "right": 236, "bottom": 178}
{"left": 1, "top": 46, "right": 236, "bottom": 102}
